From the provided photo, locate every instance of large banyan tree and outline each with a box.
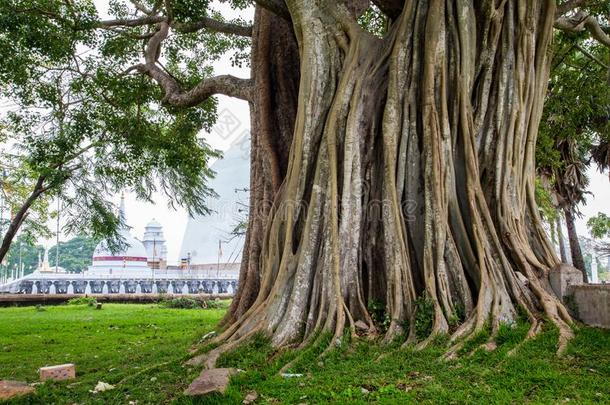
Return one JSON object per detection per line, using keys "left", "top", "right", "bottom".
{"left": 219, "top": 0, "right": 610, "bottom": 357}
{"left": 5, "top": 0, "right": 610, "bottom": 356}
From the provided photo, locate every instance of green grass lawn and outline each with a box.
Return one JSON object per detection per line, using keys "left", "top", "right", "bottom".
{"left": 1, "top": 303, "right": 609, "bottom": 404}
{"left": 0, "top": 303, "right": 225, "bottom": 404}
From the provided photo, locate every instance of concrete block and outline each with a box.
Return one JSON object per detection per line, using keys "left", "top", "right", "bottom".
{"left": 569, "top": 284, "right": 610, "bottom": 329}
{"left": 39, "top": 363, "right": 76, "bottom": 381}
{"left": 549, "top": 264, "right": 583, "bottom": 301}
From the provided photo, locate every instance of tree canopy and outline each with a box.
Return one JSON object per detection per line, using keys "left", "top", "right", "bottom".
{"left": 0, "top": 0, "right": 257, "bottom": 259}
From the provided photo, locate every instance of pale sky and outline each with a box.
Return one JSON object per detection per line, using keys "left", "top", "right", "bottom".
{"left": 4, "top": 2, "right": 610, "bottom": 264}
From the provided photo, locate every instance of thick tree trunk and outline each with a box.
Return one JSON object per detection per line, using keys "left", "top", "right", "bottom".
{"left": 223, "top": 6, "right": 300, "bottom": 325}
{"left": 564, "top": 207, "right": 587, "bottom": 282}
{"left": 219, "top": 0, "right": 572, "bottom": 361}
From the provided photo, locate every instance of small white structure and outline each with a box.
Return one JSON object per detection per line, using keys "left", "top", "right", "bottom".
{"left": 33, "top": 247, "right": 66, "bottom": 274}
{"left": 142, "top": 218, "right": 168, "bottom": 268}
{"left": 591, "top": 256, "right": 599, "bottom": 284}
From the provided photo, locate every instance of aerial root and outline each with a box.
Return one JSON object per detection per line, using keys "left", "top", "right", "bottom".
{"left": 506, "top": 319, "right": 543, "bottom": 357}
{"left": 529, "top": 281, "right": 575, "bottom": 355}
{"left": 342, "top": 301, "right": 357, "bottom": 340}
{"left": 275, "top": 327, "right": 328, "bottom": 376}
{"left": 200, "top": 327, "right": 262, "bottom": 370}
{"left": 555, "top": 321, "right": 574, "bottom": 356}
{"left": 277, "top": 352, "right": 305, "bottom": 376}
{"left": 193, "top": 271, "right": 574, "bottom": 372}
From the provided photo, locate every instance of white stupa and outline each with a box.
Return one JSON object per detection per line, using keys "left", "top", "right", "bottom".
{"left": 179, "top": 144, "right": 249, "bottom": 265}
{"left": 87, "top": 195, "right": 151, "bottom": 276}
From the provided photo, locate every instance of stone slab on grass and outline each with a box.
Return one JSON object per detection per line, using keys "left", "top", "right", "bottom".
{"left": 39, "top": 363, "right": 76, "bottom": 381}
{"left": 184, "top": 368, "right": 238, "bottom": 396}
{"left": 0, "top": 380, "right": 35, "bottom": 400}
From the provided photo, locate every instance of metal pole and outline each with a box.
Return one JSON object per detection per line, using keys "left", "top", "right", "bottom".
{"left": 188, "top": 252, "right": 191, "bottom": 279}
{"left": 217, "top": 240, "right": 221, "bottom": 278}
{"left": 0, "top": 169, "right": 5, "bottom": 284}
{"left": 55, "top": 195, "right": 60, "bottom": 273}
{"left": 18, "top": 241, "right": 22, "bottom": 279}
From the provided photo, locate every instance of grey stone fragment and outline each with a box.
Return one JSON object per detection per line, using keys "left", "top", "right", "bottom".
{"left": 184, "top": 368, "right": 238, "bottom": 396}
{"left": 354, "top": 320, "right": 369, "bottom": 331}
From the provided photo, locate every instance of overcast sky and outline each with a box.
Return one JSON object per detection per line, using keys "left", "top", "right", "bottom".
{"left": 5, "top": 1, "right": 610, "bottom": 264}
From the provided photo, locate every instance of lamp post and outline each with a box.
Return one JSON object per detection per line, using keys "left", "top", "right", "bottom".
{"left": 217, "top": 240, "right": 222, "bottom": 278}
{"left": 152, "top": 237, "right": 156, "bottom": 285}
{"left": 18, "top": 240, "right": 22, "bottom": 280}
{"left": 0, "top": 169, "right": 6, "bottom": 284}
{"left": 187, "top": 251, "right": 191, "bottom": 279}
{"left": 55, "top": 195, "right": 60, "bottom": 273}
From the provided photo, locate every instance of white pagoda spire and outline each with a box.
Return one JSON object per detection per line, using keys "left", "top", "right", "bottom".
{"left": 35, "top": 246, "right": 57, "bottom": 273}
{"left": 119, "top": 192, "right": 126, "bottom": 225}
{"left": 43, "top": 247, "right": 49, "bottom": 267}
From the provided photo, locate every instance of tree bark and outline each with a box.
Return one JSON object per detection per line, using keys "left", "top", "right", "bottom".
{"left": 218, "top": 0, "right": 573, "bottom": 361}
{"left": 0, "top": 176, "right": 46, "bottom": 264}
{"left": 223, "top": 6, "right": 300, "bottom": 325}
{"left": 564, "top": 207, "right": 588, "bottom": 282}
{"left": 556, "top": 215, "right": 567, "bottom": 263}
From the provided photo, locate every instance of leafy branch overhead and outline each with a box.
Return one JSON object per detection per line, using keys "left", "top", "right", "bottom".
{"left": 0, "top": 0, "right": 260, "bottom": 257}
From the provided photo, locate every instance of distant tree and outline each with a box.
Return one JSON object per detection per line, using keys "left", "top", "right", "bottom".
{"left": 1, "top": 234, "right": 97, "bottom": 278}
{"left": 48, "top": 235, "right": 98, "bottom": 273}
{"left": 587, "top": 212, "right": 610, "bottom": 257}
{"left": 537, "top": 30, "right": 610, "bottom": 280}
{"left": 587, "top": 212, "right": 610, "bottom": 239}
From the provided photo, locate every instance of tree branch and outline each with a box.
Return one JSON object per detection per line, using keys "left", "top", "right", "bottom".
{"left": 555, "top": 0, "right": 589, "bottom": 17}
{"left": 0, "top": 176, "right": 46, "bottom": 264}
{"left": 574, "top": 43, "right": 609, "bottom": 69}
{"left": 129, "top": 0, "right": 155, "bottom": 16}
{"left": 99, "top": 16, "right": 252, "bottom": 37}
{"left": 99, "top": 15, "right": 165, "bottom": 27}
{"left": 555, "top": 12, "right": 610, "bottom": 49}
{"left": 135, "top": 22, "right": 252, "bottom": 105}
